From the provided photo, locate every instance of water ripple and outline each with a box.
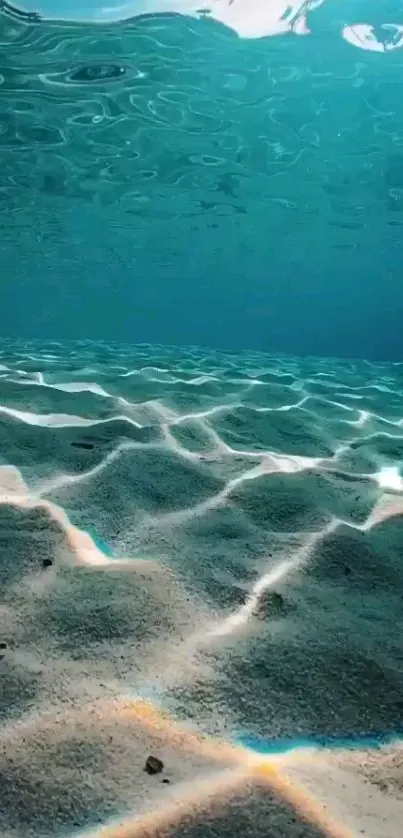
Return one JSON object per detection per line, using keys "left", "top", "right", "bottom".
{"left": 1, "top": 0, "right": 403, "bottom": 242}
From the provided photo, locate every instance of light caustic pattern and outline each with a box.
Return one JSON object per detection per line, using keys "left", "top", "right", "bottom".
{"left": 1, "top": 339, "right": 403, "bottom": 837}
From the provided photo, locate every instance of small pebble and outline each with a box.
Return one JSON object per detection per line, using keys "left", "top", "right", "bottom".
{"left": 144, "top": 755, "right": 164, "bottom": 775}
{"left": 42, "top": 558, "right": 53, "bottom": 569}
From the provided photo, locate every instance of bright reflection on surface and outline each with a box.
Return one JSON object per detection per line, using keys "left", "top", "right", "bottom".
{"left": 5, "top": 0, "right": 403, "bottom": 51}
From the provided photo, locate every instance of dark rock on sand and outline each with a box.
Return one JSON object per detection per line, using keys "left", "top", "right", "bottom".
{"left": 144, "top": 755, "right": 164, "bottom": 775}
{"left": 42, "top": 558, "right": 53, "bottom": 569}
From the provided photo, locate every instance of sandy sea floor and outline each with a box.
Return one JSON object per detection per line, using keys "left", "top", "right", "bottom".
{"left": 0, "top": 339, "right": 403, "bottom": 836}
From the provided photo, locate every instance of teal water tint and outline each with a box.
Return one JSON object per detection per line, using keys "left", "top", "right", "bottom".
{"left": 84, "top": 525, "right": 114, "bottom": 557}
{"left": 238, "top": 731, "right": 403, "bottom": 756}
{"left": 1, "top": 1, "right": 403, "bottom": 360}
{"left": 2, "top": 13, "right": 403, "bottom": 832}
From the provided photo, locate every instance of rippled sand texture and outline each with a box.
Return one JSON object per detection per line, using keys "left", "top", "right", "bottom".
{"left": 1, "top": 339, "right": 403, "bottom": 837}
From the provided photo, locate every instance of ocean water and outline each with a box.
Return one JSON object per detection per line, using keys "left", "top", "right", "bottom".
{"left": 1, "top": 3, "right": 403, "bottom": 838}
{"left": 2, "top": 0, "right": 403, "bottom": 356}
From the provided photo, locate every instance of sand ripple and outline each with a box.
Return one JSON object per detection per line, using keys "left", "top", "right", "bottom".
{"left": 1, "top": 340, "right": 403, "bottom": 837}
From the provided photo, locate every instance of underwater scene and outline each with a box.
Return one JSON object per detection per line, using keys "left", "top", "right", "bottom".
{"left": 1, "top": 2, "right": 403, "bottom": 837}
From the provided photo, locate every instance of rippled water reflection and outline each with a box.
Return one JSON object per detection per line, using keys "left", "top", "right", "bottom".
{"left": 3, "top": 1, "right": 403, "bottom": 365}
{"left": 2, "top": 0, "right": 403, "bottom": 235}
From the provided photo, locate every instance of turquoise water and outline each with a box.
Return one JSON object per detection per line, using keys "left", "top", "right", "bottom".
{"left": 2, "top": 4, "right": 403, "bottom": 837}
{"left": 239, "top": 731, "right": 403, "bottom": 756}
{"left": 85, "top": 525, "right": 114, "bottom": 557}
{"left": 1, "top": 1, "right": 403, "bottom": 358}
